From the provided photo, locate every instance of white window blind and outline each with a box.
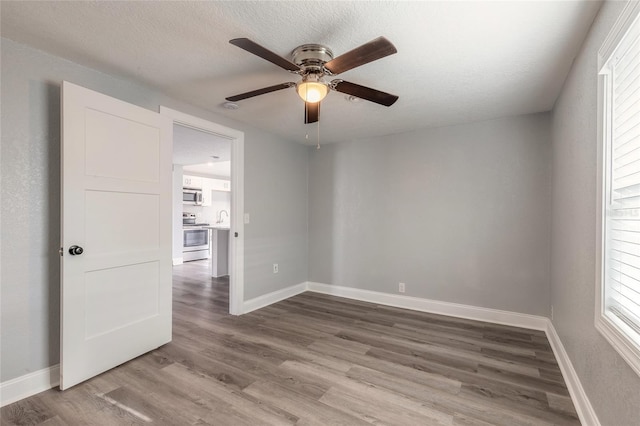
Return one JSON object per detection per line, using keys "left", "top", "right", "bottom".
{"left": 604, "top": 11, "right": 640, "bottom": 342}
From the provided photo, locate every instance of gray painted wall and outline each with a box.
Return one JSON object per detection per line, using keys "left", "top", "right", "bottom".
{"left": 308, "top": 113, "right": 552, "bottom": 316}
{"left": 550, "top": 1, "right": 640, "bottom": 424}
{"left": 0, "top": 38, "right": 308, "bottom": 382}
{"left": 243, "top": 131, "right": 309, "bottom": 300}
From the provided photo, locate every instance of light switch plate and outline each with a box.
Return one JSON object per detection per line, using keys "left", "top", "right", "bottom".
{"left": 244, "top": 213, "right": 250, "bottom": 224}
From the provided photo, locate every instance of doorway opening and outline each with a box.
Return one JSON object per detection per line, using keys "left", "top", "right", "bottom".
{"left": 160, "top": 107, "right": 244, "bottom": 315}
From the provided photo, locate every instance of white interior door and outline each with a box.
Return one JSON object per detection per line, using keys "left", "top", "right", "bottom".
{"left": 60, "top": 81, "right": 172, "bottom": 390}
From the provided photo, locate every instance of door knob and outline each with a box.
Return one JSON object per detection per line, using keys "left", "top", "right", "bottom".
{"left": 68, "top": 245, "right": 84, "bottom": 256}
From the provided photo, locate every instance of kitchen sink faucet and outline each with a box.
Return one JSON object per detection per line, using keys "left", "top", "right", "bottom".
{"left": 217, "top": 210, "right": 229, "bottom": 224}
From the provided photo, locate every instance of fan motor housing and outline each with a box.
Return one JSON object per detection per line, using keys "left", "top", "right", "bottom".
{"left": 292, "top": 44, "right": 334, "bottom": 73}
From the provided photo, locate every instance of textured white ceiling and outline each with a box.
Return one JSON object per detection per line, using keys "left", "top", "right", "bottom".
{"left": 183, "top": 162, "right": 231, "bottom": 178}
{"left": 1, "top": 1, "right": 602, "bottom": 144}
{"left": 173, "top": 124, "right": 231, "bottom": 166}
{"left": 174, "top": 124, "right": 231, "bottom": 177}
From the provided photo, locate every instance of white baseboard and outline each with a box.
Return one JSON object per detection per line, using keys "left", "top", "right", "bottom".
{"left": 172, "top": 257, "right": 184, "bottom": 266}
{"left": 545, "top": 320, "right": 600, "bottom": 426}
{"left": 307, "top": 282, "right": 548, "bottom": 331}
{"left": 0, "top": 364, "right": 59, "bottom": 407}
{"left": 243, "top": 282, "right": 308, "bottom": 314}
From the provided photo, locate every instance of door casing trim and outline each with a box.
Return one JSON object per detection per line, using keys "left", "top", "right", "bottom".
{"left": 159, "top": 107, "right": 245, "bottom": 315}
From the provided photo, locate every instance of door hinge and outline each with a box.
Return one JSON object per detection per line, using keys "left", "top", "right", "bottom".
{"left": 59, "top": 247, "right": 64, "bottom": 256}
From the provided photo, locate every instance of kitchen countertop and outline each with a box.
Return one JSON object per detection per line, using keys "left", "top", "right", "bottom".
{"left": 201, "top": 225, "right": 230, "bottom": 230}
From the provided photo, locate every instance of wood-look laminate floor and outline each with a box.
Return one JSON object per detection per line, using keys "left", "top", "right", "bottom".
{"left": 2, "top": 261, "right": 580, "bottom": 425}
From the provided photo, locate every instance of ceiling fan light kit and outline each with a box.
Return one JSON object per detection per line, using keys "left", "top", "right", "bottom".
{"left": 226, "top": 36, "right": 399, "bottom": 124}
{"left": 297, "top": 79, "right": 328, "bottom": 103}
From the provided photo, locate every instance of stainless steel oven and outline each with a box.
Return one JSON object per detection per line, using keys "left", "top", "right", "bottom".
{"left": 182, "top": 213, "right": 210, "bottom": 261}
{"left": 183, "top": 227, "right": 210, "bottom": 261}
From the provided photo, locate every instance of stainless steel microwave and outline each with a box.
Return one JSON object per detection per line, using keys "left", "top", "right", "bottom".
{"left": 183, "top": 188, "right": 203, "bottom": 205}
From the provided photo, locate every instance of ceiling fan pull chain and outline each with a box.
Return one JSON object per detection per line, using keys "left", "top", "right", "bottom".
{"left": 317, "top": 120, "right": 321, "bottom": 150}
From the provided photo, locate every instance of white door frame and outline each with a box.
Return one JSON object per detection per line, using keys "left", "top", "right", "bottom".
{"left": 160, "top": 107, "right": 244, "bottom": 315}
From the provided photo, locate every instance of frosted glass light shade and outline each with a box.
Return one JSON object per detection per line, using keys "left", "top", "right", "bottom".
{"left": 297, "top": 82, "right": 328, "bottom": 103}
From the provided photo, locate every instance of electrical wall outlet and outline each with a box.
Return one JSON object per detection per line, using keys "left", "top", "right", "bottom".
{"left": 398, "top": 282, "right": 405, "bottom": 293}
{"left": 244, "top": 213, "right": 250, "bottom": 224}
{"left": 273, "top": 263, "right": 279, "bottom": 274}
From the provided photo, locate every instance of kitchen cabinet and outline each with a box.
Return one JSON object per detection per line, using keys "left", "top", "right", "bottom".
{"left": 206, "top": 227, "right": 229, "bottom": 278}
{"left": 184, "top": 175, "right": 229, "bottom": 192}
{"left": 201, "top": 179, "right": 212, "bottom": 207}
{"left": 182, "top": 175, "right": 202, "bottom": 189}
{"left": 210, "top": 178, "right": 230, "bottom": 192}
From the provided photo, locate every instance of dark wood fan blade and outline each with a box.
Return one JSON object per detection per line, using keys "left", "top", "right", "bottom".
{"left": 226, "top": 83, "right": 294, "bottom": 102}
{"left": 324, "top": 36, "right": 397, "bottom": 75}
{"left": 332, "top": 80, "right": 398, "bottom": 106}
{"left": 230, "top": 38, "right": 301, "bottom": 72}
{"left": 305, "top": 101, "right": 320, "bottom": 124}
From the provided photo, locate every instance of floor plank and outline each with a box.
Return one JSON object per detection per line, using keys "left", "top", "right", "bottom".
{"left": 1, "top": 260, "right": 580, "bottom": 425}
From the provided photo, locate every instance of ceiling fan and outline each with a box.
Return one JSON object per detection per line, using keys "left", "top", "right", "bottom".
{"left": 226, "top": 37, "right": 399, "bottom": 124}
